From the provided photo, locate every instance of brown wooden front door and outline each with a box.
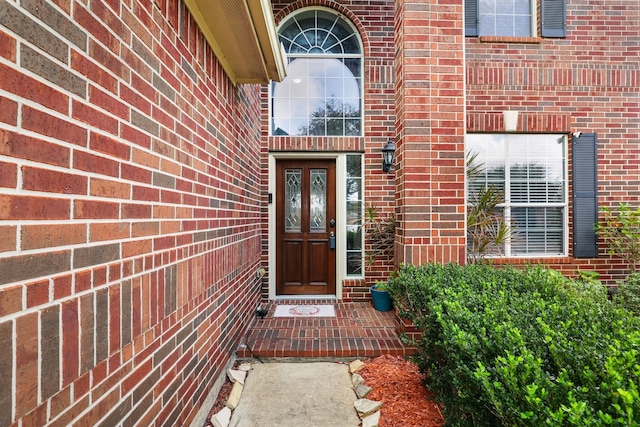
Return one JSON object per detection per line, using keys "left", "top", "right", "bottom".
{"left": 276, "top": 159, "right": 336, "bottom": 295}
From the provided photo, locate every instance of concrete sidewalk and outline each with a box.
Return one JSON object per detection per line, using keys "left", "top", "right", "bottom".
{"left": 229, "top": 362, "right": 361, "bottom": 427}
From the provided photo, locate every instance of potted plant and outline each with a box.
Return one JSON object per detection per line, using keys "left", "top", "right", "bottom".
{"left": 370, "top": 281, "right": 393, "bottom": 311}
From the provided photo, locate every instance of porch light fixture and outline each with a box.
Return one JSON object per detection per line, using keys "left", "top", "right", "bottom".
{"left": 382, "top": 138, "right": 396, "bottom": 172}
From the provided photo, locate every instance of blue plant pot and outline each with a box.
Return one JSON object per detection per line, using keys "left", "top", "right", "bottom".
{"left": 370, "top": 286, "right": 393, "bottom": 311}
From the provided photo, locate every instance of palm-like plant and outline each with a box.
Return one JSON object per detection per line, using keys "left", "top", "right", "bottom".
{"left": 466, "top": 152, "right": 513, "bottom": 263}
{"left": 364, "top": 204, "right": 396, "bottom": 268}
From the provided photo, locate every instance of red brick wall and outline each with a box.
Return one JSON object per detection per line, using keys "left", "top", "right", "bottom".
{"left": 267, "top": 0, "right": 640, "bottom": 291}
{"left": 0, "top": 1, "right": 263, "bottom": 425}
{"left": 466, "top": 0, "right": 640, "bottom": 284}
{"left": 269, "top": 0, "right": 398, "bottom": 300}
{"left": 394, "top": 0, "right": 467, "bottom": 267}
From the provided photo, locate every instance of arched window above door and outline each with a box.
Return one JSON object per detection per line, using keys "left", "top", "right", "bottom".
{"left": 271, "top": 8, "right": 363, "bottom": 136}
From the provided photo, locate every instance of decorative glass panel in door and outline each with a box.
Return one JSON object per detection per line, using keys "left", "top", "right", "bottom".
{"left": 285, "top": 170, "right": 302, "bottom": 232}
{"left": 310, "top": 170, "right": 327, "bottom": 232}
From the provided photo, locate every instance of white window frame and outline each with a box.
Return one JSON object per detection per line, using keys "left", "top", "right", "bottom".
{"left": 269, "top": 7, "right": 364, "bottom": 137}
{"left": 478, "top": 0, "right": 538, "bottom": 37}
{"left": 466, "top": 133, "right": 568, "bottom": 258}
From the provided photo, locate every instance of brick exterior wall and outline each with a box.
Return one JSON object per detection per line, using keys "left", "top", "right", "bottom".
{"left": 0, "top": 1, "right": 263, "bottom": 425}
{"left": 466, "top": 1, "right": 640, "bottom": 284}
{"left": 265, "top": 0, "right": 640, "bottom": 297}
{"left": 269, "top": 0, "right": 398, "bottom": 301}
{"left": 1, "top": 0, "right": 638, "bottom": 424}
{"left": 394, "top": 0, "right": 467, "bottom": 266}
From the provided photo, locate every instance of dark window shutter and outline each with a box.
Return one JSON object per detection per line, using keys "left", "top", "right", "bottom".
{"left": 465, "top": 0, "right": 479, "bottom": 37}
{"left": 573, "top": 133, "right": 598, "bottom": 258}
{"left": 542, "top": 0, "right": 566, "bottom": 37}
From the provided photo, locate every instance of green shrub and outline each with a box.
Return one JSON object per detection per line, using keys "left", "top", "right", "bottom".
{"left": 617, "top": 273, "right": 640, "bottom": 316}
{"left": 596, "top": 203, "right": 640, "bottom": 273}
{"left": 387, "top": 263, "right": 640, "bottom": 427}
{"left": 561, "top": 269, "right": 608, "bottom": 303}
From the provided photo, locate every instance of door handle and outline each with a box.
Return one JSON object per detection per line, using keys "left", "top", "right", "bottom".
{"left": 329, "top": 231, "right": 336, "bottom": 249}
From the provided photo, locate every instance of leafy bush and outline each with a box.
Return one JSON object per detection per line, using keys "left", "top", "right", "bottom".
{"left": 616, "top": 273, "right": 640, "bottom": 316}
{"left": 387, "top": 263, "right": 640, "bottom": 426}
{"left": 561, "top": 269, "right": 608, "bottom": 303}
{"left": 596, "top": 203, "right": 640, "bottom": 273}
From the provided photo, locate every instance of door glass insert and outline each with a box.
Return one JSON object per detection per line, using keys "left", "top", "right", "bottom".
{"left": 285, "top": 169, "right": 302, "bottom": 232}
{"left": 310, "top": 169, "right": 327, "bottom": 232}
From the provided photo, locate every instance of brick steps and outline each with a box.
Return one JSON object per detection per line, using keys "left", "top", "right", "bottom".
{"left": 236, "top": 301, "right": 416, "bottom": 359}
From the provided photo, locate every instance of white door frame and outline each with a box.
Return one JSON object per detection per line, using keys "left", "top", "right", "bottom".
{"left": 268, "top": 152, "right": 347, "bottom": 300}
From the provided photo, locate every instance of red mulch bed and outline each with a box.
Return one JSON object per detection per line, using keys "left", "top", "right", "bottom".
{"left": 204, "top": 356, "right": 444, "bottom": 427}
{"left": 359, "top": 355, "right": 445, "bottom": 427}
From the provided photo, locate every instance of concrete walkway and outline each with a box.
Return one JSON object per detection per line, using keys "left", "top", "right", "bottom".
{"left": 229, "top": 362, "right": 360, "bottom": 427}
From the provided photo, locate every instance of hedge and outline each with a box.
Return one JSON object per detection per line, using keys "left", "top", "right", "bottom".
{"left": 387, "top": 263, "right": 640, "bottom": 426}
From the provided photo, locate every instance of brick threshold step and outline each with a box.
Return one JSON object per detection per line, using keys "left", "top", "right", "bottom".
{"left": 236, "top": 339, "right": 416, "bottom": 359}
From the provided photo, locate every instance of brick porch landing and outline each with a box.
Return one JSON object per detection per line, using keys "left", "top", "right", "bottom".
{"left": 236, "top": 300, "right": 415, "bottom": 359}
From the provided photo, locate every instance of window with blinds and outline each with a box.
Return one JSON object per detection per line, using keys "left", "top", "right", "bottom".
{"left": 467, "top": 134, "right": 568, "bottom": 256}
{"left": 465, "top": 0, "right": 567, "bottom": 38}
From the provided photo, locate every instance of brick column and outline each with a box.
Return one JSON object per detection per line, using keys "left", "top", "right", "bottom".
{"left": 394, "top": 0, "right": 466, "bottom": 265}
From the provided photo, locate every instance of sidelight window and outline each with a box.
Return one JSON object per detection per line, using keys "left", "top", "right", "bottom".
{"left": 346, "top": 155, "right": 363, "bottom": 275}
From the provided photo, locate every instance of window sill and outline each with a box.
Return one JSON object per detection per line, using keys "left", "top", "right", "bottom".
{"left": 479, "top": 36, "right": 542, "bottom": 44}
{"left": 488, "top": 256, "right": 571, "bottom": 265}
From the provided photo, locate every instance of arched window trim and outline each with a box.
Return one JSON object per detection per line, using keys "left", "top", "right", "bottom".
{"left": 270, "top": 7, "right": 364, "bottom": 137}
{"left": 278, "top": 6, "right": 363, "bottom": 56}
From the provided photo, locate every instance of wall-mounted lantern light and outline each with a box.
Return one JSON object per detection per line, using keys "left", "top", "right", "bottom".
{"left": 382, "top": 138, "right": 396, "bottom": 172}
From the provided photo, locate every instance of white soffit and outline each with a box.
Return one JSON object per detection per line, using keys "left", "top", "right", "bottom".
{"left": 184, "top": 0, "right": 286, "bottom": 84}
